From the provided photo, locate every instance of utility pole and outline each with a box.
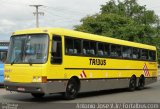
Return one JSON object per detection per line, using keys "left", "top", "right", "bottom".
{"left": 30, "top": 5, "right": 44, "bottom": 28}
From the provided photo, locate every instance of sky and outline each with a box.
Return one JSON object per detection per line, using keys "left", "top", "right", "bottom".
{"left": 0, "top": 0, "right": 160, "bottom": 40}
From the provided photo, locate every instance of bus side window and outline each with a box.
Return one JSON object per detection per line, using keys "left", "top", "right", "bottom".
{"left": 51, "top": 35, "right": 62, "bottom": 64}
{"left": 98, "top": 42, "right": 104, "bottom": 56}
{"left": 104, "top": 43, "right": 110, "bottom": 56}
{"left": 90, "top": 41, "right": 96, "bottom": 55}
{"left": 122, "top": 46, "right": 132, "bottom": 59}
{"left": 74, "top": 39, "right": 82, "bottom": 55}
{"left": 110, "top": 44, "right": 122, "bottom": 58}
{"left": 141, "top": 49, "right": 148, "bottom": 60}
{"left": 149, "top": 50, "right": 156, "bottom": 61}
{"left": 83, "top": 40, "right": 90, "bottom": 55}
{"left": 132, "top": 48, "right": 140, "bottom": 59}
{"left": 65, "top": 37, "right": 74, "bottom": 54}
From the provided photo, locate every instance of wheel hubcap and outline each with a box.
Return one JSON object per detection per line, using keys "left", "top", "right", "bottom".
{"left": 68, "top": 83, "right": 76, "bottom": 95}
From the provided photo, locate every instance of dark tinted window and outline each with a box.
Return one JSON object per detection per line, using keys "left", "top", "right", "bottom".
{"left": 141, "top": 49, "right": 148, "bottom": 60}
{"left": 83, "top": 40, "right": 90, "bottom": 55}
{"left": 148, "top": 50, "right": 156, "bottom": 61}
{"left": 122, "top": 46, "right": 132, "bottom": 59}
{"left": 110, "top": 44, "right": 122, "bottom": 57}
{"left": 97, "top": 43, "right": 104, "bottom": 56}
{"left": 74, "top": 39, "right": 82, "bottom": 54}
{"left": 64, "top": 36, "right": 156, "bottom": 62}
{"left": 97, "top": 42, "right": 110, "bottom": 57}
{"left": 82, "top": 40, "right": 97, "bottom": 56}
{"left": 90, "top": 41, "right": 96, "bottom": 55}
{"left": 104, "top": 43, "right": 110, "bottom": 56}
{"left": 132, "top": 48, "right": 140, "bottom": 59}
{"left": 65, "top": 37, "right": 82, "bottom": 55}
{"left": 51, "top": 35, "right": 62, "bottom": 64}
{"left": 65, "top": 37, "right": 74, "bottom": 54}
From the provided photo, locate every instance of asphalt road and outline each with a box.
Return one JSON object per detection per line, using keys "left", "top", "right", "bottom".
{"left": 0, "top": 70, "right": 159, "bottom": 109}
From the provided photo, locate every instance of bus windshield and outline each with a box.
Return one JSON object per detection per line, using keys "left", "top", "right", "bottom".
{"left": 6, "top": 34, "right": 48, "bottom": 64}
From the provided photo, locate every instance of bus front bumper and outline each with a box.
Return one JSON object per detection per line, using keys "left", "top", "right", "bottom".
{"left": 4, "top": 81, "right": 67, "bottom": 94}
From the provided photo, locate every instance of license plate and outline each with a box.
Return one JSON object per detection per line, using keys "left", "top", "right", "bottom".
{"left": 17, "top": 87, "right": 25, "bottom": 91}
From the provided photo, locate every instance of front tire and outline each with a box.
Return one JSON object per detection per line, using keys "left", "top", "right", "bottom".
{"left": 64, "top": 78, "right": 79, "bottom": 100}
{"left": 31, "top": 93, "right": 45, "bottom": 98}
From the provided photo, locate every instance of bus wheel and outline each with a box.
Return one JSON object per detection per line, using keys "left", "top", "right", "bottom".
{"left": 31, "top": 93, "right": 45, "bottom": 98}
{"left": 138, "top": 75, "right": 145, "bottom": 90}
{"left": 129, "top": 76, "right": 137, "bottom": 91}
{"left": 64, "top": 78, "right": 79, "bottom": 100}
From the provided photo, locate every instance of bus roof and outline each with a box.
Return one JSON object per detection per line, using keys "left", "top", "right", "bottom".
{"left": 13, "top": 27, "right": 156, "bottom": 50}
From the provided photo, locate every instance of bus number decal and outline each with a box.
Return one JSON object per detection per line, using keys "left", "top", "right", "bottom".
{"left": 89, "top": 58, "right": 106, "bottom": 66}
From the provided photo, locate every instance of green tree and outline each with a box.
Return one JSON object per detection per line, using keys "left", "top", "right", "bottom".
{"left": 75, "top": 0, "right": 158, "bottom": 42}
{"left": 74, "top": 0, "right": 160, "bottom": 63}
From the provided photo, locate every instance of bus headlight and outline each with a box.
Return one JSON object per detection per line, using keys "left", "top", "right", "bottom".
{"left": 37, "top": 76, "right": 41, "bottom": 82}
{"left": 5, "top": 75, "right": 10, "bottom": 80}
{"left": 33, "top": 76, "right": 42, "bottom": 82}
{"left": 7, "top": 76, "right": 10, "bottom": 80}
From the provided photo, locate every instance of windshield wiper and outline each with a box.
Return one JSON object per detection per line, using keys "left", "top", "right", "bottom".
{"left": 11, "top": 57, "right": 17, "bottom": 65}
{"left": 28, "top": 58, "right": 33, "bottom": 66}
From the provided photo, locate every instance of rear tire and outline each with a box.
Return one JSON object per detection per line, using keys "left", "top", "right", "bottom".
{"left": 31, "top": 93, "right": 45, "bottom": 98}
{"left": 129, "top": 76, "right": 137, "bottom": 91}
{"left": 138, "top": 75, "right": 145, "bottom": 90}
{"left": 64, "top": 78, "right": 79, "bottom": 100}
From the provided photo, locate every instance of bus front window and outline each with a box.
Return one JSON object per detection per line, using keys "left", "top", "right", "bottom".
{"left": 6, "top": 34, "right": 48, "bottom": 64}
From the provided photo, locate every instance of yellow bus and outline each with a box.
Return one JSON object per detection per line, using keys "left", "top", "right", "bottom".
{"left": 4, "top": 28, "right": 158, "bottom": 99}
